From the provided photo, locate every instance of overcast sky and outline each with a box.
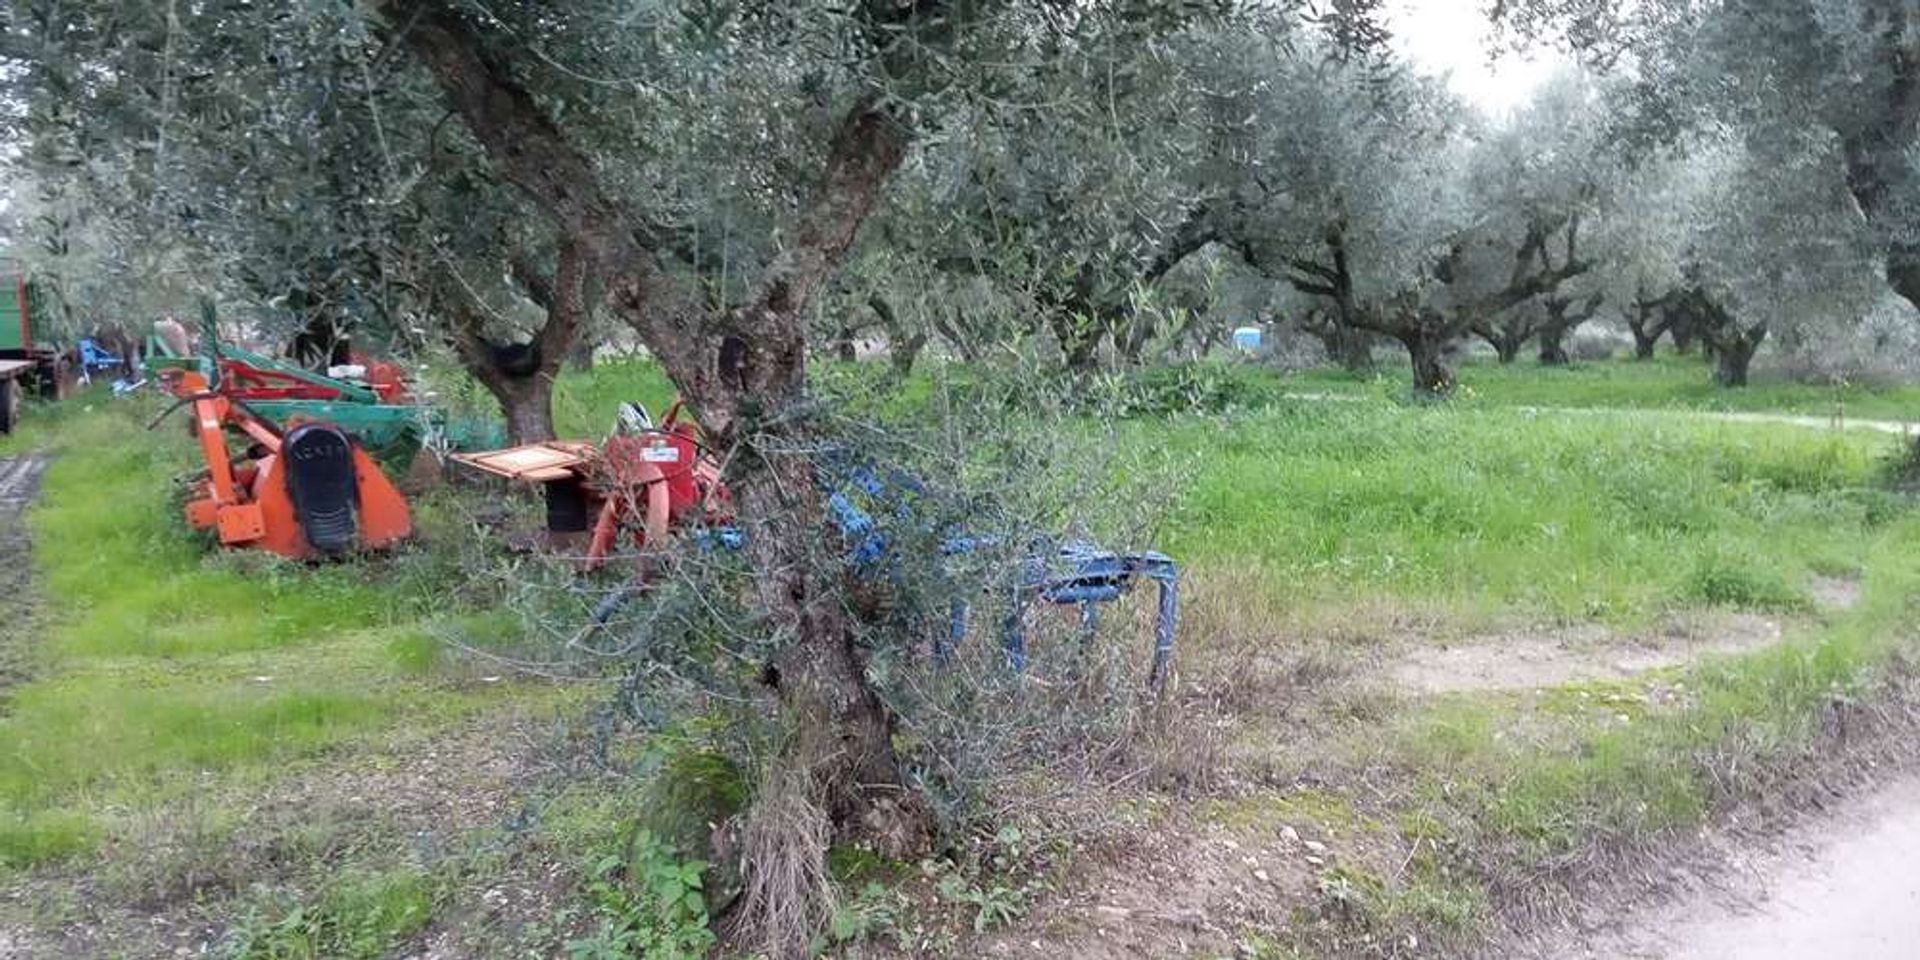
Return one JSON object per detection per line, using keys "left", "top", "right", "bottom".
{"left": 1389, "top": 0, "right": 1568, "bottom": 117}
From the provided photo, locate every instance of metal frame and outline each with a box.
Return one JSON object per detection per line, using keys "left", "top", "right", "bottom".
{"left": 828, "top": 463, "right": 1181, "bottom": 692}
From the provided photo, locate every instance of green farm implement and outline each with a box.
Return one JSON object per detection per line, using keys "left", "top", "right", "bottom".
{"left": 145, "top": 306, "right": 501, "bottom": 468}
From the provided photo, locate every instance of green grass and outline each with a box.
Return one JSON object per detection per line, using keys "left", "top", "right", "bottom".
{"left": 226, "top": 867, "right": 436, "bottom": 960}
{"left": 1143, "top": 399, "right": 1892, "bottom": 622}
{"left": 0, "top": 393, "right": 534, "bottom": 868}
{"left": 556, "top": 357, "right": 1899, "bottom": 623}
{"left": 1388, "top": 513, "right": 1920, "bottom": 868}
{"left": 553, "top": 361, "right": 678, "bottom": 437}
{"left": 0, "top": 370, "right": 681, "bottom": 876}
{"left": 5, "top": 358, "right": 1920, "bottom": 953}
{"left": 1288, "top": 353, "right": 1920, "bottom": 422}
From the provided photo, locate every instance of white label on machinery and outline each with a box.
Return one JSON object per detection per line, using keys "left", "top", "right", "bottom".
{"left": 642, "top": 445, "right": 682, "bottom": 463}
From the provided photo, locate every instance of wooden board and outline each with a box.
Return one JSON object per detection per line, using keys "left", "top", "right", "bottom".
{"left": 450, "top": 441, "right": 595, "bottom": 483}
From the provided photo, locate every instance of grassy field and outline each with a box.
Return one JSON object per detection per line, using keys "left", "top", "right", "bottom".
{"left": 0, "top": 396, "right": 564, "bottom": 870}
{"left": 1, "top": 360, "right": 1917, "bottom": 957}
{"left": 1150, "top": 400, "right": 1889, "bottom": 623}
{"left": 1286, "top": 353, "right": 1920, "bottom": 421}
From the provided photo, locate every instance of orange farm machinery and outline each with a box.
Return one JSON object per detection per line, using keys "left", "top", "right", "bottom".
{"left": 155, "top": 369, "right": 412, "bottom": 560}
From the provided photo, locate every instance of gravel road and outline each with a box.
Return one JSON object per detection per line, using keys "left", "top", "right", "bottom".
{"left": 1658, "top": 774, "right": 1920, "bottom": 960}
{"left": 1559, "top": 772, "right": 1920, "bottom": 960}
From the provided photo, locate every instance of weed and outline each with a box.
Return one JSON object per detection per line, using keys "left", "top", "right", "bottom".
{"left": 222, "top": 869, "right": 434, "bottom": 960}
{"left": 919, "top": 828, "right": 1048, "bottom": 937}
{"left": 821, "top": 881, "right": 910, "bottom": 949}
{"left": 1687, "top": 550, "right": 1811, "bottom": 612}
{"left": 564, "top": 831, "right": 714, "bottom": 960}
{"left": 1300, "top": 858, "right": 1484, "bottom": 955}
{"left": 1233, "top": 934, "right": 1311, "bottom": 960}
{"left": 932, "top": 870, "right": 1026, "bottom": 933}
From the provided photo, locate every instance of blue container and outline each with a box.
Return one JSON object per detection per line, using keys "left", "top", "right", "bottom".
{"left": 1232, "top": 326, "right": 1262, "bottom": 351}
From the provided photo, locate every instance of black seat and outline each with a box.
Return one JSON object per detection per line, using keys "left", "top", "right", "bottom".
{"left": 282, "top": 424, "right": 358, "bottom": 554}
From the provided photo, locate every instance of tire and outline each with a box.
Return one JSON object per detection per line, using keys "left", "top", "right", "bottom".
{"left": 0, "top": 378, "right": 16, "bottom": 434}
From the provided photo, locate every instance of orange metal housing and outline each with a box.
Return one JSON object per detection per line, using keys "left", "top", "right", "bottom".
{"left": 167, "top": 370, "right": 411, "bottom": 560}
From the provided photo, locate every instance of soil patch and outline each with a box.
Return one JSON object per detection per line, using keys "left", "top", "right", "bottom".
{"left": 0, "top": 708, "right": 560, "bottom": 959}
{"left": 971, "top": 814, "right": 1318, "bottom": 959}
{"left": 1522, "top": 770, "right": 1920, "bottom": 959}
{"left": 1389, "top": 612, "right": 1785, "bottom": 695}
{"left": 1809, "top": 575, "right": 1863, "bottom": 612}
{"left": 0, "top": 456, "right": 46, "bottom": 696}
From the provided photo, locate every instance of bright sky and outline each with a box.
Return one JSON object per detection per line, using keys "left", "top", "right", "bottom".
{"left": 1389, "top": 0, "right": 1567, "bottom": 117}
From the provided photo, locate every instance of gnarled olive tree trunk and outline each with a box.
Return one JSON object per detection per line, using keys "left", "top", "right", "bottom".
{"left": 1710, "top": 328, "right": 1764, "bottom": 387}
{"left": 391, "top": 0, "right": 931, "bottom": 868}
{"left": 1536, "top": 293, "right": 1601, "bottom": 366}
{"left": 1328, "top": 325, "right": 1375, "bottom": 370}
{"left": 1300, "top": 307, "right": 1375, "bottom": 371}
{"left": 1536, "top": 328, "right": 1569, "bottom": 365}
{"left": 1473, "top": 320, "right": 1531, "bottom": 364}
{"left": 1837, "top": 4, "right": 1920, "bottom": 314}
{"left": 1403, "top": 337, "right": 1454, "bottom": 394}
{"left": 1626, "top": 291, "right": 1674, "bottom": 361}
{"left": 444, "top": 239, "right": 589, "bottom": 444}
{"left": 1670, "top": 284, "right": 1763, "bottom": 388}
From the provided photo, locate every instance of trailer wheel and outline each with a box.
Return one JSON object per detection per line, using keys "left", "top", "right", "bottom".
{"left": 0, "top": 378, "right": 17, "bottom": 434}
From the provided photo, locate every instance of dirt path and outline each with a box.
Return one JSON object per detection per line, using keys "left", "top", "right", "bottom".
{"left": 1280, "top": 391, "right": 1919, "bottom": 435}
{"left": 0, "top": 456, "right": 46, "bottom": 693}
{"left": 1552, "top": 773, "right": 1920, "bottom": 959}
{"left": 1388, "top": 613, "right": 1788, "bottom": 695}
{"left": 1518, "top": 405, "right": 1920, "bottom": 437}
{"left": 0, "top": 457, "right": 43, "bottom": 517}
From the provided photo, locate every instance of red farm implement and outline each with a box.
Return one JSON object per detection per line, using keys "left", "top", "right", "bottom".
{"left": 451, "top": 401, "right": 731, "bottom": 571}
{"left": 456, "top": 398, "right": 1182, "bottom": 691}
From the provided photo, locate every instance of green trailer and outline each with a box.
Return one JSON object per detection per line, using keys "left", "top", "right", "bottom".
{"left": 0, "top": 269, "right": 74, "bottom": 433}
{"left": 238, "top": 399, "right": 502, "bottom": 473}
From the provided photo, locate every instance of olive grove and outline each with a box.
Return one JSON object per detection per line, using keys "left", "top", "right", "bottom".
{"left": 1497, "top": 0, "right": 1920, "bottom": 378}
{"left": 9, "top": 0, "right": 1920, "bottom": 952}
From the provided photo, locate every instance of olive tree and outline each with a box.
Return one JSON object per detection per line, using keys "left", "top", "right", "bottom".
{"left": 1461, "top": 72, "right": 1621, "bottom": 366}
{"left": 1499, "top": 0, "right": 1920, "bottom": 319}
{"left": 1602, "top": 127, "right": 1883, "bottom": 386}
{"left": 360, "top": 4, "right": 1256, "bottom": 952}
{"left": 863, "top": 16, "right": 1230, "bottom": 371}
{"left": 2, "top": 0, "right": 610, "bottom": 441}
{"left": 1193, "top": 39, "right": 1619, "bottom": 392}
{"left": 1197, "top": 41, "right": 1480, "bottom": 391}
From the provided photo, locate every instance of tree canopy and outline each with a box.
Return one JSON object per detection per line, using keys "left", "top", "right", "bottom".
{"left": 7, "top": 2, "right": 1919, "bottom": 950}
